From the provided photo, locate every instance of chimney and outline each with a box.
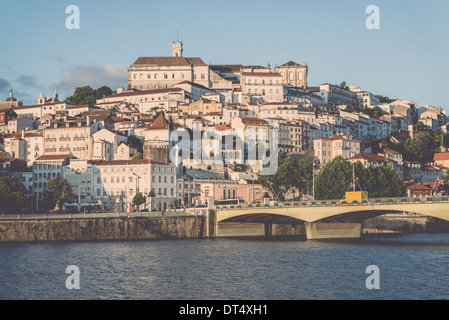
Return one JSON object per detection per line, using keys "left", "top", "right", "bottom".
{"left": 87, "top": 115, "right": 91, "bottom": 125}
{"left": 21, "top": 129, "right": 25, "bottom": 139}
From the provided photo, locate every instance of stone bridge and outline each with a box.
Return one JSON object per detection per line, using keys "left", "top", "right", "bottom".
{"left": 211, "top": 198, "right": 449, "bottom": 239}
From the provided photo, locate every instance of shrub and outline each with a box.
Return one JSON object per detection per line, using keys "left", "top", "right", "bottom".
{"left": 293, "top": 202, "right": 298, "bottom": 206}
{"left": 256, "top": 204, "right": 261, "bottom": 207}
{"left": 400, "top": 199, "right": 407, "bottom": 202}
{"left": 284, "top": 203, "right": 290, "bottom": 206}
{"left": 341, "top": 201, "right": 347, "bottom": 204}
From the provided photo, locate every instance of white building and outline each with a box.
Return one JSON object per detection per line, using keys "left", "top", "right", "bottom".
{"left": 95, "top": 159, "right": 177, "bottom": 211}
{"left": 317, "top": 83, "right": 359, "bottom": 108}
{"left": 314, "top": 134, "right": 361, "bottom": 166}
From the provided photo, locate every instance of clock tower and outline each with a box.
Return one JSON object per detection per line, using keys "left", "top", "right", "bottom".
{"left": 172, "top": 41, "right": 183, "bottom": 57}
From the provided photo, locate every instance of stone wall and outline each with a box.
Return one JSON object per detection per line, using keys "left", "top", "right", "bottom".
{"left": 0, "top": 216, "right": 207, "bottom": 243}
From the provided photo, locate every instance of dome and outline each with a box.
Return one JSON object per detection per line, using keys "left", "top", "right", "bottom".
{"left": 5, "top": 89, "right": 17, "bottom": 102}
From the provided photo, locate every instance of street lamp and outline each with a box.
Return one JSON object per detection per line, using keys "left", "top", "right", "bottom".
{"left": 312, "top": 157, "right": 319, "bottom": 201}
{"left": 302, "top": 179, "right": 309, "bottom": 201}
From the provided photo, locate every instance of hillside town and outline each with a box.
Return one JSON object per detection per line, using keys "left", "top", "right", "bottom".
{"left": 1, "top": 41, "right": 449, "bottom": 213}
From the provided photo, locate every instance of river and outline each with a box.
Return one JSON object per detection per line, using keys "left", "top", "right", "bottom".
{"left": 1, "top": 233, "right": 449, "bottom": 300}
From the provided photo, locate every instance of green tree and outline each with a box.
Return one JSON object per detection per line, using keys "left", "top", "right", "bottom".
{"left": 128, "top": 135, "right": 144, "bottom": 153}
{"left": 46, "top": 177, "right": 75, "bottom": 213}
{"left": 258, "top": 153, "right": 313, "bottom": 201}
{"left": 313, "top": 156, "right": 356, "bottom": 200}
{"left": 0, "top": 175, "right": 28, "bottom": 213}
{"left": 65, "top": 86, "right": 112, "bottom": 106}
{"left": 106, "top": 104, "right": 121, "bottom": 116}
{"left": 132, "top": 192, "right": 146, "bottom": 207}
{"left": 338, "top": 81, "right": 349, "bottom": 90}
{"left": 313, "top": 156, "right": 406, "bottom": 200}
{"left": 131, "top": 152, "right": 143, "bottom": 160}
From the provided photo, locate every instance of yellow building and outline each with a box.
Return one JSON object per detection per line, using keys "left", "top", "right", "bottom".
{"left": 180, "top": 97, "right": 223, "bottom": 115}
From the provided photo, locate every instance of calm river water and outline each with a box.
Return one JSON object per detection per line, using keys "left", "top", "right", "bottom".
{"left": 1, "top": 233, "right": 449, "bottom": 300}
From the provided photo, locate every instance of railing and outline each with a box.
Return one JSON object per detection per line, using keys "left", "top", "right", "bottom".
{"left": 214, "top": 196, "right": 449, "bottom": 210}
{"left": 0, "top": 209, "right": 207, "bottom": 221}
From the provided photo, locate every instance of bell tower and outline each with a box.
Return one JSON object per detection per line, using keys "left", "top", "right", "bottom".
{"left": 172, "top": 41, "right": 183, "bottom": 57}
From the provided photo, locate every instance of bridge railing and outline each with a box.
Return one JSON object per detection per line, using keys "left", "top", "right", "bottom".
{"left": 0, "top": 210, "right": 207, "bottom": 221}
{"left": 214, "top": 195, "right": 449, "bottom": 210}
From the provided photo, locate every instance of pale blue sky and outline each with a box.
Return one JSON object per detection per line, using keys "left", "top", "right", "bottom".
{"left": 1, "top": 0, "right": 448, "bottom": 110}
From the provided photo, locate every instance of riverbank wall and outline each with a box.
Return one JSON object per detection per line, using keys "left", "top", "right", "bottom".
{"left": 0, "top": 216, "right": 207, "bottom": 243}
{"left": 1, "top": 214, "right": 448, "bottom": 243}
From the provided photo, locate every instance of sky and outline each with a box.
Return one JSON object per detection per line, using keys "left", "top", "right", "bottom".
{"left": 1, "top": 0, "right": 448, "bottom": 110}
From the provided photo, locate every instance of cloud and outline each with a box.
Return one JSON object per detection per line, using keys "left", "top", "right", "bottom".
{"left": 53, "top": 64, "right": 128, "bottom": 98}
{"left": 16, "top": 75, "right": 39, "bottom": 88}
{"left": 0, "top": 78, "right": 11, "bottom": 95}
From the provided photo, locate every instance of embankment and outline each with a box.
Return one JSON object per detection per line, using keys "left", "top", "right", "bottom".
{"left": 0, "top": 216, "right": 207, "bottom": 243}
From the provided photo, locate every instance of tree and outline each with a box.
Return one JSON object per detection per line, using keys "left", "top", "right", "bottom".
{"left": 338, "top": 81, "right": 349, "bottom": 90}
{"left": 132, "top": 192, "right": 146, "bottom": 207}
{"left": 313, "top": 156, "right": 356, "bottom": 200}
{"left": 128, "top": 135, "right": 144, "bottom": 153}
{"left": 131, "top": 152, "right": 143, "bottom": 160}
{"left": 313, "top": 156, "right": 406, "bottom": 200}
{"left": 106, "top": 104, "right": 121, "bottom": 116}
{"left": 258, "top": 153, "right": 313, "bottom": 201}
{"left": 46, "top": 177, "right": 75, "bottom": 213}
{"left": 0, "top": 175, "right": 28, "bottom": 213}
{"left": 65, "top": 86, "right": 112, "bottom": 106}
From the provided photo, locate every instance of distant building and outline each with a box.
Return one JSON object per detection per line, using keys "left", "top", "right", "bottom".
{"left": 314, "top": 133, "right": 360, "bottom": 166}
{"left": 275, "top": 61, "right": 308, "bottom": 88}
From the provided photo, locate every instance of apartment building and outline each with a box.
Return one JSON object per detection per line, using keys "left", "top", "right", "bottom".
{"left": 241, "top": 72, "right": 283, "bottom": 103}
{"left": 279, "top": 120, "right": 311, "bottom": 153}
{"left": 318, "top": 83, "right": 359, "bottom": 108}
{"left": 43, "top": 118, "right": 103, "bottom": 160}
{"left": 95, "top": 159, "right": 177, "bottom": 211}
{"left": 314, "top": 134, "right": 360, "bottom": 166}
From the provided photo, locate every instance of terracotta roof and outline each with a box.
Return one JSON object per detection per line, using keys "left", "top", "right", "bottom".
{"left": 132, "top": 56, "right": 206, "bottom": 66}
{"left": 35, "top": 154, "right": 71, "bottom": 161}
{"left": 279, "top": 61, "right": 306, "bottom": 67}
{"left": 0, "top": 151, "right": 10, "bottom": 159}
{"left": 433, "top": 153, "right": 449, "bottom": 161}
{"left": 149, "top": 114, "right": 169, "bottom": 130}
{"left": 350, "top": 153, "right": 388, "bottom": 162}
{"left": 214, "top": 125, "right": 231, "bottom": 131}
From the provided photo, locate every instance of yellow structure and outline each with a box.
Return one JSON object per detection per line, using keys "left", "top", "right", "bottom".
{"left": 343, "top": 191, "right": 368, "bottom": 202}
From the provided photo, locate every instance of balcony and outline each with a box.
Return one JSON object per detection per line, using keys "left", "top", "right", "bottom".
{"left": 45, "top": 138, "right": 57, "bottom": 142}
{"left": 59, "top": 137, "right": 71, "bottom": 142}
{"left": 59, "top": 148, "right": 70, "bottom": 152}
{"left": 74, "top": 137, "right": 85, "bottom": 141}
{"left": 45, "top": 148, "right": 57, "bottom": 153}
{"left": 73, "top": 147, "right": 85, "bottom": 152}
